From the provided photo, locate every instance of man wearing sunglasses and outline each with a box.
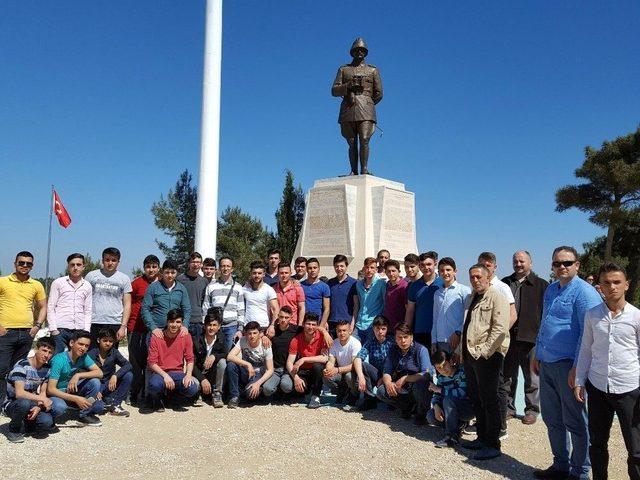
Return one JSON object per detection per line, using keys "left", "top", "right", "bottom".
{"left": 0, "top": 251, "right": 47, "bottom": 405}
{"left": 532, "top": 246, "right": 602, "bottom": 480}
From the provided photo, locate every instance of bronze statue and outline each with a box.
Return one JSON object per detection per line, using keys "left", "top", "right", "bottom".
{"left": 331, "top": 38, "right": 383, "bottom": 175}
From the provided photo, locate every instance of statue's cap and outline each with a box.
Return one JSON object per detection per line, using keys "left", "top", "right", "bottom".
{"left": 350, "top": 37, "right": 368, "bottom": 57}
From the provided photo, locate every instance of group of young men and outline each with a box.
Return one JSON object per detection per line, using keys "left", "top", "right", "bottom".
{"left": 0, "top": 246, "right": 638, "bottom": 479}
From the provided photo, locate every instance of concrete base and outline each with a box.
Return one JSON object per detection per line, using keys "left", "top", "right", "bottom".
{"left": 293, "top": 175, "right": 418, "bottom": 278}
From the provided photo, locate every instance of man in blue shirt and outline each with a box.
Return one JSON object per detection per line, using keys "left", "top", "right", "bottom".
{"left": 301, "top": 257, "right": 331, "bottom": 328}
{"left": 376, "top": 322, "right": 432, "bottom": 425}
{"left": 352, "top": 257, "right": 386, "bottom": 345}
{"left": 533, "top": 246, "right": 602, "bottom": 480}
{"left": 405, "top": 251, "right": 444, "bottom": 348}
{"left": 326, "top": 255, "right": 357, "bottom": 337}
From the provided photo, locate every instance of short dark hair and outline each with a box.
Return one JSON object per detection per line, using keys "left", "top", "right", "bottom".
{"left": 552, "top": 245, "right": 579, "bottom": 261}
{"left": 419, "top": 251, "right": 438, "bottom": 262}
{"left": 71, "top": 330, "right": 92, "bottom": 343}
{"left": 203, "top": 257, "right": 216, "bottom": 267}
{"left": 294, "top": 256, "right": 307, "bottom": 266}
{"left": 204, "top": 311, "right": 222, "bottom": 326}
{"left": 268, "top": 249, "right": 281, "bottom": 257}
{"left": 303, "top": 312, "right": 320, "bottom": 324}
{"left": 478, "top": 251, "right": 497, "bottom": 264}
{"left": 333, "top": 254, "right": 348, "bottom": 266}
{"left": 219, "top": 255, "right": 233, "bottom": 266}
{"left": 36, "top": 337, "right": 56, "bottom": 351}
{"left": 98, "top": 328, "right": 116, "bottom": 341}
{"left": 376, "top": 249, "right": 390, "bottom": 258}
{"left": 162, "top": 259, "right": 179, "bottom": 271}
{"left": 66, "top": 253, "right": 84, "bottom": 263}
{"left": 469, "top": 263, "right": 490, "bottom": 275}
{"left": 372, "top": 315, "right": 390, "bottom": 328}
{"left": 438, "top": 257, "right": 457, "bottom": 270}
{"left": 431, "top": 349, "right": 452, "bottom": 365}
{"left": 206, "top": 306, "right": 224, "bottom": 322}
{"left": 384, "top": 259, "right": 401, "bottom": 271}
{"left": 598, "top": 262, "right": 627, "bottom": 279}
{"left": 335, "top": 320, "right": 351, "bottom": 328}
{"left": 15, "top": 251, "right": 34, "bottom": 261}
{"left": 363, "top": 257, "right": 377, "bottom": 267}
{"left": 166, "top": 309, "right": 183, "bottom": 322}
{"left": 278, "top": 261, "right": 291, "bottom": 271}
{"left": 404, "top": 253, "right": 420, "bottom": 265}
{"left": 189, "top": 252, "right": 203, "bottom": 261}
{"left": 243, "top": 321, "right": 261, "bottom": 332}
{"left": 102, "top": 247, "right": 121, "bottom": 260}
{"left": 394, "top": 323, "right": 413, "bottom": 336}
{"left": 306, "top": 257, "right": 319, "bottom": 267}
{"left": 249, "top": 260, "right": 265, "bottom": 271}
{"left": 279, "top": 306, "right": 293, "bottom": 315}
{"left": 144, "top": 254, "right": 160, "bottom": 266}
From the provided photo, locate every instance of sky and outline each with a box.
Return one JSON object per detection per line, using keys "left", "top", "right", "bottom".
{"left": 1, "top": 1, "right": 639, "bottom": 280}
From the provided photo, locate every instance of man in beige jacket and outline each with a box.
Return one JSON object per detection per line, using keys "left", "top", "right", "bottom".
{"left": 457, "top": 264, "right": 510, "bottom": 460}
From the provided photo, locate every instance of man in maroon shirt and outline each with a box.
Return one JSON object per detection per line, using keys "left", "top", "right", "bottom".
{"left": 144, "top": 309, "right": 198, "bottom": 412}
{"left": 127, "top": 255, "right": 159, "bottom": 406}
{"left": 383, "top": 260, "right": 408, "bottom": 333}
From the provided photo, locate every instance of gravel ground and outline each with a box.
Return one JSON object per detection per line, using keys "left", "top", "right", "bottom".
{"left": 0, "top": 399, "right": 627, "bottom": 480}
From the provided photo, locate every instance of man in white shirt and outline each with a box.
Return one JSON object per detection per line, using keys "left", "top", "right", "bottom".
{"left": 323, "top": 320, "right": 361, "bottom": 406}
{"left": 574, "top": 262, "right": 640, "bottom": 480}
{"left": 243, "top": 261, "right": 278, "bottom": 330}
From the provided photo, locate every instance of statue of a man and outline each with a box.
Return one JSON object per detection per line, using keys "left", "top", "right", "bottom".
{"left": 331, "top": 38, "right": 383, "bottom": 175}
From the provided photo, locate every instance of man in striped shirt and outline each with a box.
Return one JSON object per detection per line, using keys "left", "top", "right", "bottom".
{"left": 202, "top": 256, "right": 245, "bottom": 352}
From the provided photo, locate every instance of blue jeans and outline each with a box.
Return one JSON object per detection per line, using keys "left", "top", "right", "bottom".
{"left": 540, "top": 360, "right": 590, "bottom": 479}
{"left": 220, "top": 325, "right": 239, "bottom": 353}
{"left": 427, "top": 396, "right": 475, "bottom": 437}
{"left": 62, "top": 378, "right": 106, "bottom": 418}
{"left": 5, "top": 397, "right": 67, "bottom": 433}
{"left": 100, "top": 371, "right": 133, "bottom": 407}
{"left": 377, "top": 377, "right": 431, "bottom": 417}
{"left": 53, "top": 328, "right": 78, "bottom": 354}
{"left": 226, "top": 362, "right": 278, "bottom": 400}
{"left": 263, "top": 368, "right": 293, "bottom": 396}
{"left": 188, "top": 323, "right": 203, "bottom": 338}
{"left": 0, "top": 328, "right": 33, "bottom": 404}
{"left": 147, "top": 371, "right": 199, "bottom": 404}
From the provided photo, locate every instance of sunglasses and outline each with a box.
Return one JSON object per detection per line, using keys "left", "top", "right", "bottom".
{"left": 17, "top": 261, "right": 33, "bottom": 267}
{"left": 552, "top": 260, "right": 576, "bottom": 268}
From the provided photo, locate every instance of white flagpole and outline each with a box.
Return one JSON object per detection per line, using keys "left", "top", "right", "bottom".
{"left": 194, "top": 0, "right": 223, "bottom": 259}
{"left": 44, "top": 185, "right": 54, "bottom": 293}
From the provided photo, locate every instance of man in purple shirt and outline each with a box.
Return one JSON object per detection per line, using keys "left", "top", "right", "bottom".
{"left": 383, "top": 260, "right": 408, "bottom": 333}
{"left": 47, "top": 253, "right": 93, "bottom": 353}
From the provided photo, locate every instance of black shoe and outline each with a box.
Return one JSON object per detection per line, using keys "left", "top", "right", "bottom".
{"left": 413, "top": 415, "right": 427, "bottom": 426}
{"left": 6, "top": 431, "right": 25, "bottom": 443}
{"left": 77, "top": 414, "right": 102, "bottom": 427}
{"left": 461, "top": 438, "right": 485, "bottom": 450}
{"left": 400, "top": 409, "right": 413, "bottom": 419}
{"left": 228, "top": 397, "right": 239, "bottom": 409}
{"left": 499, "top": 429, "right": 508, "bottom": 440}
{"left": 473, "top": 446, "right": 501, "bottom": 460}
{"left": 532, "top": 467, "right": 570, "bottom": 479}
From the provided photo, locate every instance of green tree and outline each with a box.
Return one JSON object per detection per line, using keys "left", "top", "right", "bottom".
{"left": 556, "top": 127, "right": 640, "bottom": 261}
{"left": 274, "top": 169, "right": 305, "bottom": 261}
{"left": 151, "top": 170, "right": 197, "bottom": 267}
{"left": 217, "top": 206, "right": 274, "bottom": 282}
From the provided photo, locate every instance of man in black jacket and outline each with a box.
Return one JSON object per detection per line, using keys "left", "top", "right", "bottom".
{"left": 192, "top": 310, "right": 228, "bottom": 407}
{"left": 501, "top": 251, "right": 549, "bottom": 425}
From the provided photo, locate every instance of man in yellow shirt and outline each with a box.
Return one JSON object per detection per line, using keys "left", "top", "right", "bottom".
{"left": 0, "top": 251, "right": 47, "bottom": 404}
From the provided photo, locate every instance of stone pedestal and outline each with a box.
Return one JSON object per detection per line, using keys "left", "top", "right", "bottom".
{"left": 293, "top": 175, "right": 418, "bottom": 278}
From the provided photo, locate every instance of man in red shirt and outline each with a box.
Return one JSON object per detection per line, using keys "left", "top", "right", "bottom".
{"left": 273, "top": 261, "right": 305, "bottom": 327}
{"left": 127, "top": 255, "right": 159, "bottom": 407}
{"left": 286, "top": 313, "right": 328, "bottom": 408}
{"left": 145, "top": 309, "right": 198, "bottom": 412}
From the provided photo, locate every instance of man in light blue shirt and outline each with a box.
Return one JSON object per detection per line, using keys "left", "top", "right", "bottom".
{"left": 352, "top": 258, "right": 386, "bottom": 346}
{"left": 431, "top": 257, "right": 471, "bottom": 353}
{"left": 532, "top": 246, "right": 602, "bottom": 480}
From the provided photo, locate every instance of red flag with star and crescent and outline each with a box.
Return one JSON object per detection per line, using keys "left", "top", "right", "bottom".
{"left": 53, "top": 190, "right": 71, "bottom": 228}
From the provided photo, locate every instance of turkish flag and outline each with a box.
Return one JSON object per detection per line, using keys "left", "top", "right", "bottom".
{"left": 53, "top": 190, "right": 71, "bottom": 228}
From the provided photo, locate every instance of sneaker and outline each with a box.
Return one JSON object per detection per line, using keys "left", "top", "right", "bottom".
{"left": 435, "top": 435, "right": 459, "bottom": 448}
{"left": 77, "top": 414, "right": 102, "bottom": 427}
{"left": 6, "top": 431, "right": 25, "bottom": 443}
{"left": 109, "top": 405, "right": 130, "bottom": 417}
{"left": 228, "top": 397, "right": 239, "bottom": 409}
{"left": 307, "top": 395, "right": 321, "bottom": 409}
{"left": 463, "top": 423, "right": 477, "bottom": 435}
{"left": 155, "top": 401, "right": 166, "bottom": 413}
{"left": 499, "top": 429, "right": 508, "bottom": 440}
{"left": 522, "top": 412, "right": 538, "bottom": 425}
{"left": 212, "top": 392, "right": 224, "bottom": 408}
{"left": 460, "top": 438, "right": 484, "bottom": 450}
{"left": 342, "top": 404, "right": 358, "bottom": 412}
{"left": 532, "top": 466, "right": 571, "bottom": 479}
{"left": 473, "top": 446, "right": 501, "bottom": 460}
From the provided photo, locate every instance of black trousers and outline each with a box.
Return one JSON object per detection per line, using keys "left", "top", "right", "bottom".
{"left": 464, "top": 351, "right": 504, "bottom": 450}
{"left": 127, "top": 331, "right": 148, "bottom": 402}
{"left": 586, "top": 381, "right": 640, "bottom": 480}
{"left": 0, "top": 329, "right": 32, "bottom": 404}
{"left": 296, "top": 363, "right": 324, "bottom": 396}
{"left": 502, "top": 340, "right": 539, "bottom": 415}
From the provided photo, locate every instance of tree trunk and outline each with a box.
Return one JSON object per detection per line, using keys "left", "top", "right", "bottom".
{"left": 604, "top": 223, "right": 615, "bottom": 262}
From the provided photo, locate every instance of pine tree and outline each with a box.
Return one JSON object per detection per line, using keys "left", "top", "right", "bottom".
{"left": 274, "top": 170, "right": 305, "bottom": 261}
